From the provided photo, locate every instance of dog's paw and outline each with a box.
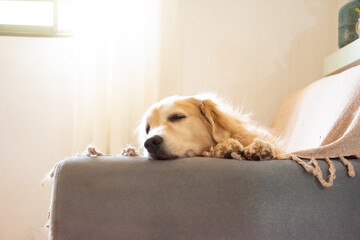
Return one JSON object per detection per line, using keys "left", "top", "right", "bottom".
{"left": 203, "top": 138, "right": 245, "bottom": 160}
{"left": 202, "top": 146, "right": 215, "bottom": 157}
{"left": 121, "top": 146, "right": 140, "bottom": 156}
{"left": 243, "top": 138, "right": 275, "bottom": 160}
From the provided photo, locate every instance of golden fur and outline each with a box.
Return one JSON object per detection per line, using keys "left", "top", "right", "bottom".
{"left": 139, "top": 94, "right": 282, "bottom": 160}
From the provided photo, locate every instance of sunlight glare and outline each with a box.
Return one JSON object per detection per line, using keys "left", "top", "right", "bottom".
{"left": 74, "top": 0, "right": 160, "bottom": 59}
{"left": 0, "top": 1, "right": 53, "bottom": 26}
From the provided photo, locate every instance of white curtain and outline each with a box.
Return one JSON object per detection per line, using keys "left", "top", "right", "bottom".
{"left": 70, "top": 0, "right": 181, "bottom": 154}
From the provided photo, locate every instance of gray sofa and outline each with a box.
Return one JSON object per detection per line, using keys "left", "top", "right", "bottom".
{"left": 49, "top": 156, "right": 360, "bottom": 240}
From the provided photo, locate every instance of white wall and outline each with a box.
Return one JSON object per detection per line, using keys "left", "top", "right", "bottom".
{"left": 0, "top": 1, "right": 348, "bottom": 239}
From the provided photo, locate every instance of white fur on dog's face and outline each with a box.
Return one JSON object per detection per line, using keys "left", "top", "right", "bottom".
{"left": 140, "top": 95, "right": 216, "bottom": 160}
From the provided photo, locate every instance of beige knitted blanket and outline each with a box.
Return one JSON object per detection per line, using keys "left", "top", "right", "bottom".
{"left": 271, "top": 66, "right": 360, "bottom": 187}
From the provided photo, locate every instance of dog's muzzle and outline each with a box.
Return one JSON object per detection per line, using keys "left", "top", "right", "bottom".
{"left": 144, "top": 135, "right": 164, "bottom": 154}
{"left": 144, "top": 135, "right": 177, "bottom": 160}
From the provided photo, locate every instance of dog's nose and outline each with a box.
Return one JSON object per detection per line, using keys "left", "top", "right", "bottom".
{"left": 144, "top": 135, "right": 164, "bottom": 154}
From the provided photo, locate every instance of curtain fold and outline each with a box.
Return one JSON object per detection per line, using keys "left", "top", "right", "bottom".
{"left": 70, "top": 0, "right": 181, "bottom": 154}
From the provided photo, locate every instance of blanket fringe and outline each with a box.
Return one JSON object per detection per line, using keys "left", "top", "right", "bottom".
{"left": 339, "top": 156, "right": 356, "bottom": 177}
{"left": 87, "top": 146, "right": 107, "bottom": 157}
{"left": 290, "top": 155, "right": 357, "bottom": 187}
{"left": 86, "top": 145, "right": 140, "bottom": 157}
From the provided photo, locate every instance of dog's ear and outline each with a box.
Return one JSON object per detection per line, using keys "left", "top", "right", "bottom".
{"left": 199, "top": 99, "right": 234, "bottom": 143}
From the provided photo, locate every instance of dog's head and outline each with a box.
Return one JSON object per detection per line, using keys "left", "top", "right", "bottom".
{"left": 138, "top": 94, "right": 248, "bottom": 160}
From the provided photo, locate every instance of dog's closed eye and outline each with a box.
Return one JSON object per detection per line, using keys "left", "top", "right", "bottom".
{"left": 146, "top": 125, "right": 150, "bottom": 134}
{"left": 168, "top": 114, "right": 186, "bottom": 122}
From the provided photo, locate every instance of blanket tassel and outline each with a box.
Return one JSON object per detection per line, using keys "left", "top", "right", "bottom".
{"left": 339, "top": 156, "right": 356, "bottom": 177}
{"left": 291, "top": 155, "right": 359, "bottom": 187}
{"left": 291, "top": 156, "right": 335, "bottom": 187}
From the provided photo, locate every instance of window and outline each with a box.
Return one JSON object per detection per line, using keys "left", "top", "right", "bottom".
{"left": 0, "top": 0, "right": 74, "bottom": 37}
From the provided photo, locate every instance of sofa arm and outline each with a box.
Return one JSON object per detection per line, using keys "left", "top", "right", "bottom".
{"left": 49, "top": 156, "right": 360, "bottom": 240}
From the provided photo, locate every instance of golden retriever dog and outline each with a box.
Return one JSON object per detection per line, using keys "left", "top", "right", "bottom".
{"left": 139, "top": 94, "right": 282, "bottom": 160}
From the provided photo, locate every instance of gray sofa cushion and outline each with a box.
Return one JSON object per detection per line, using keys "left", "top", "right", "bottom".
{"left": 49, "top": 156, "right": 360, "bottom": 240}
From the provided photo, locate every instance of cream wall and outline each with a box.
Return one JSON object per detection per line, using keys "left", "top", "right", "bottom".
{"left": 0, "top": 37, "right": 76, "bottom": 240}
{"left": 0, "top": 1, "right": 348, "bottom": 239}
{"left": 180, "top": 0, "right": 348, "bottom": 126}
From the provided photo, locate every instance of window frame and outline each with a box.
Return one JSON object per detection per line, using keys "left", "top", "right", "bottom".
{"left": 0, "top": 0, "right": 72, "bottom": 37}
